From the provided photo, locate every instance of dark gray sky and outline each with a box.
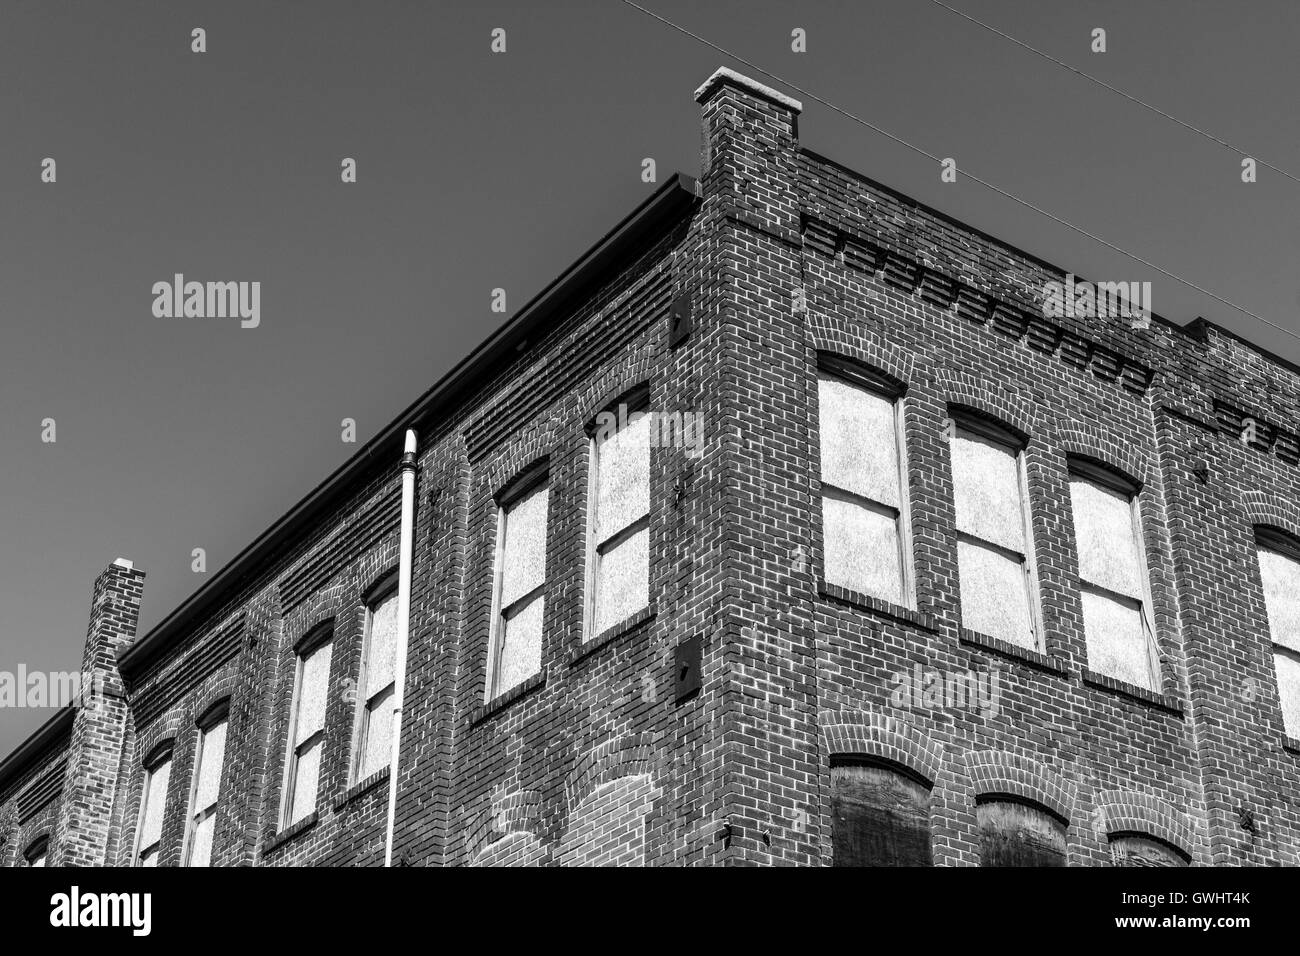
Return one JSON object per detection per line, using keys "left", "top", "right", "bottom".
{"left": 2, "top": 0, "right": 1298, "bottom": 755}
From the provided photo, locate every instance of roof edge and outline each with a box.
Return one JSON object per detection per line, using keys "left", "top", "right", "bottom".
{"left": 799, "top": 146, "right": 1299, "bottom": 378}
{"left": 1184, "top": 316, "right": 1300, "bottom": 381}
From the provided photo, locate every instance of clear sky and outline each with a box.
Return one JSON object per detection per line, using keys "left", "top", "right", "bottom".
{"left": 2, "top": 0, "right": 1298, "bottom": 755}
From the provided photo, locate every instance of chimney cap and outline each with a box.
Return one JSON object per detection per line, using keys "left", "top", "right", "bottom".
{"left": 694, "top": 67, "right": 803, "bottom": 113}
{"left": 111, "top": 557, "right": 134, "bottom": 570}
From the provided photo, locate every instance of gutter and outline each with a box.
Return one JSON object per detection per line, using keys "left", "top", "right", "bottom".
{"left": 115, "top": 173, "right": 700, "bottom": 679}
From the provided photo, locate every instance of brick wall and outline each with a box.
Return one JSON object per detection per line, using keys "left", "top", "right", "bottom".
{"left": 3, "top": 67, "right": 1298, "bottom": 867}
{"left": 0, "top": 738, "right": 69, "bottom": 867}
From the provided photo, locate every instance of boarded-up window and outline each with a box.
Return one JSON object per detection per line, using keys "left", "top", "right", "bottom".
{"left": 1109, "top": 833, "right": 1188, "bottom": 867}
{"left": 1069, "top": 470, "right": 1157, "bottom": 689}
{"left": 1275, "top": 652, "right": 1300, "bottom": 739}
{"left": 830, "top": 762, "right": 933, "bottom": 866}
{"left": 186, "top": 713, "right": 227, "bottom": 867}
{"left": 819, "top": 373, "right": 910, "bottom": 605}
{"left": 284, "top": 636, "right": 332, "bottom": 827}
{"left": 588, "top": 410, "right": 650, "bottom": 637}
{"left": 358, "top": 587, "right": 399, "bottom": 777}
{"left": 951, "top": 422, "right": 1037, "bottom": 647}
{"left": 24, "top": 838, "right": 47, "bottom": 868}
{"left": 1257, "top": 532, "right": 1300, "bottom": 738}
{"left": 977, "top": 799, "right": 1067, "bottom": 867}
{"left": 489, "top": 482, "right": 548, "bottom": 697}
{"left": 135, "top": 753, "right": 172, "bottom": 866}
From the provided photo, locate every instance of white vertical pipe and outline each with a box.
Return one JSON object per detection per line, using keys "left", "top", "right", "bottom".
{"left": 385, "top": 428, "right": 418, "bottom": 867}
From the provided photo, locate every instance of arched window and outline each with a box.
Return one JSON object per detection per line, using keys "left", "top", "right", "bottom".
{"left": 134, "top": 742, "right": 174, "bottom": 867}
{"left": 1067, "top": 457, "right": 1159, "bottom": 690}
{"left": 24, "top": 836, "right": 48, "bottom": 868}
{"left": 355, "top": 573, "right": 399, "bottom": 778}
{"left": 817, "top": 359, "right": 913, "bottom": 606}
{"left": 949, "top": 410, "right": 1039, "bottom": 649}
{"left": 586, "top": 387, "right": 651, "bottom": 639}
{"left": 488, "top": 466, "right": 550, "bottom": 698}
{"left": 830, "top": 759, "right": 933, "bottom": 866}
{"left": 184, "top": 700, "right": 229, "bottom": 866}
{"left": 283, "top": 624, "right": 334, "bottom": 827}
{"left": 977, "top": 797, "right": 1067, "bottom": 867}
{"left": 1255, "top": 527, "right": 1300, "bottom": 738}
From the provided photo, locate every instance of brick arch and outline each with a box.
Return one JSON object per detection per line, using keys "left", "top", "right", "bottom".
{"left": 565, "top": 732, "right": 655, "bottom": 809}
{"left": 931, "top": 367, "right": 1038, "bottom": 440}
{"left": 190, "top": 662, "right": 240, "bottom": 728}
{"left": 819, "top": 710, "right": 943, "bottom": 786}
{"left": 462, "top": 787, "right": 543, "bottom": 861}
{"left": 807, "top": 322, "right": 915, "bottom": 389}
{"left": 19, "top": 829, "right": 50, "bottom": 864}
{"left": 16, "top": 826, "right": 52, "bottom": 868}
{"left": 284, "top": 582, "right": 349, "bottom": 647}
{"left": 471, "top": 830, "right": 547, "bottom": 867}
{"left": 582, "top": 377, "right": 653, "bottom": 429}
{"left": 965, "top": 750, "right": 1075, "bottom": 822}
{"left": 20, "top": 801, "right": 60, "bottom": 867}
{"left": 491, "top": 456, "right": 550, "bottom": 506}
{"left": 1241, "top": 490, "right": 1300, "bottom": 543}
{"left": 477, "top": 415, "right": 559, "bottom": 495}
{"left": 358, "top": 559, "right": 400, "bottom": 605}
{"left": 135, "top": 711, "right": 185, "bottom": 768}
{"left": 1093, "top": 789, "right": 1195, "bottom": 858}
{"left": 1054, "top": 422, "right": 1151, "bottom": 489}
{"left": 576, "top": 350, "right": 657, "bottom": 430}
{"left": 559, "top": 770, "right": 661, "bottom": 867}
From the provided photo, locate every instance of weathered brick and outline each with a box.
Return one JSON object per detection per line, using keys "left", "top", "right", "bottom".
{"left": 2, "top": 68, "right": 1298, "bottom": 868}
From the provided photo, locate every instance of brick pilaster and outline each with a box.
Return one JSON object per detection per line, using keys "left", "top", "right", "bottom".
{"left": 693, "top": 69, "right": 824, "bottom": 865}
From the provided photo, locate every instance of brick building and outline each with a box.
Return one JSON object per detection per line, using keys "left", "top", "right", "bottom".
{"left": 3, "top": 67, "right": 1299, "bottom": 867}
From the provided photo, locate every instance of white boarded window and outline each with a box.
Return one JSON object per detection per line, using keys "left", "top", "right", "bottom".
{"left": 951, "top": 421, "right": 1038, "bottom": 648}
{"left": 357, "top": 586, "right": 398, "bottom": 779}
{"left": 185, "top": 712, "right": 227, "bottom": 867}
{"left": 135, "top": 752, "right": 172, "bottom": 866}
{"left": 588, "top": 407, "right": 650, "bottom": 637}
{"left": 1258, "top": 537, "right": 1300, "bottom": 648}
{"left": 488, "top": 481, "right": 549, "bottom": 698}
{"left": 284, "top": 635, "right": 332, "bottom": 827}
{"left": 1069, "top": 467, "right": 1158, "bottom": 689}
{"left": 818, "top": 371, "right": 910, "bottom": 605}
{"left": 1256, "top": 531, "right": 1300, "bottom": 738}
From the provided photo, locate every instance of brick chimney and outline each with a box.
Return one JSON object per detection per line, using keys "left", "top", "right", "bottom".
{"left": 694, "top": 67, "right": 803, "bottom": 236}
{"left": 52, "top": 558, "right": 145, "bottom": 866}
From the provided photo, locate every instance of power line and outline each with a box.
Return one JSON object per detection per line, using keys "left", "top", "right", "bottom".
{"left": 927, "top": 0, "right": 1300, "bottom": 186}
{"left": 618, "top": 0, "right": 1300, "bottom": 345}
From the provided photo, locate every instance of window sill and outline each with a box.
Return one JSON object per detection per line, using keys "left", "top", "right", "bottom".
{"left": 333, "top": 765, "right": 390, "bottom": 811}
{"left": 959, "top": 629, "right": 1070, "bottom": 675}
{"left": 571, "top": 606, "right": 656, "bottom": 667}
{"left": 262, "top": 811, "right": 319, "bottom": 857}
{"left": 470, "top": 673, "right": 546, "bottom": 726}
{"left": 1283, "top": 736, "right": 1300, "bottom": 756}
{"left": 1081, "top": 668, "right": 1183, "bottom": 715}
{"left": 818, "top": 583, "right": 938, "bottom": 632}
